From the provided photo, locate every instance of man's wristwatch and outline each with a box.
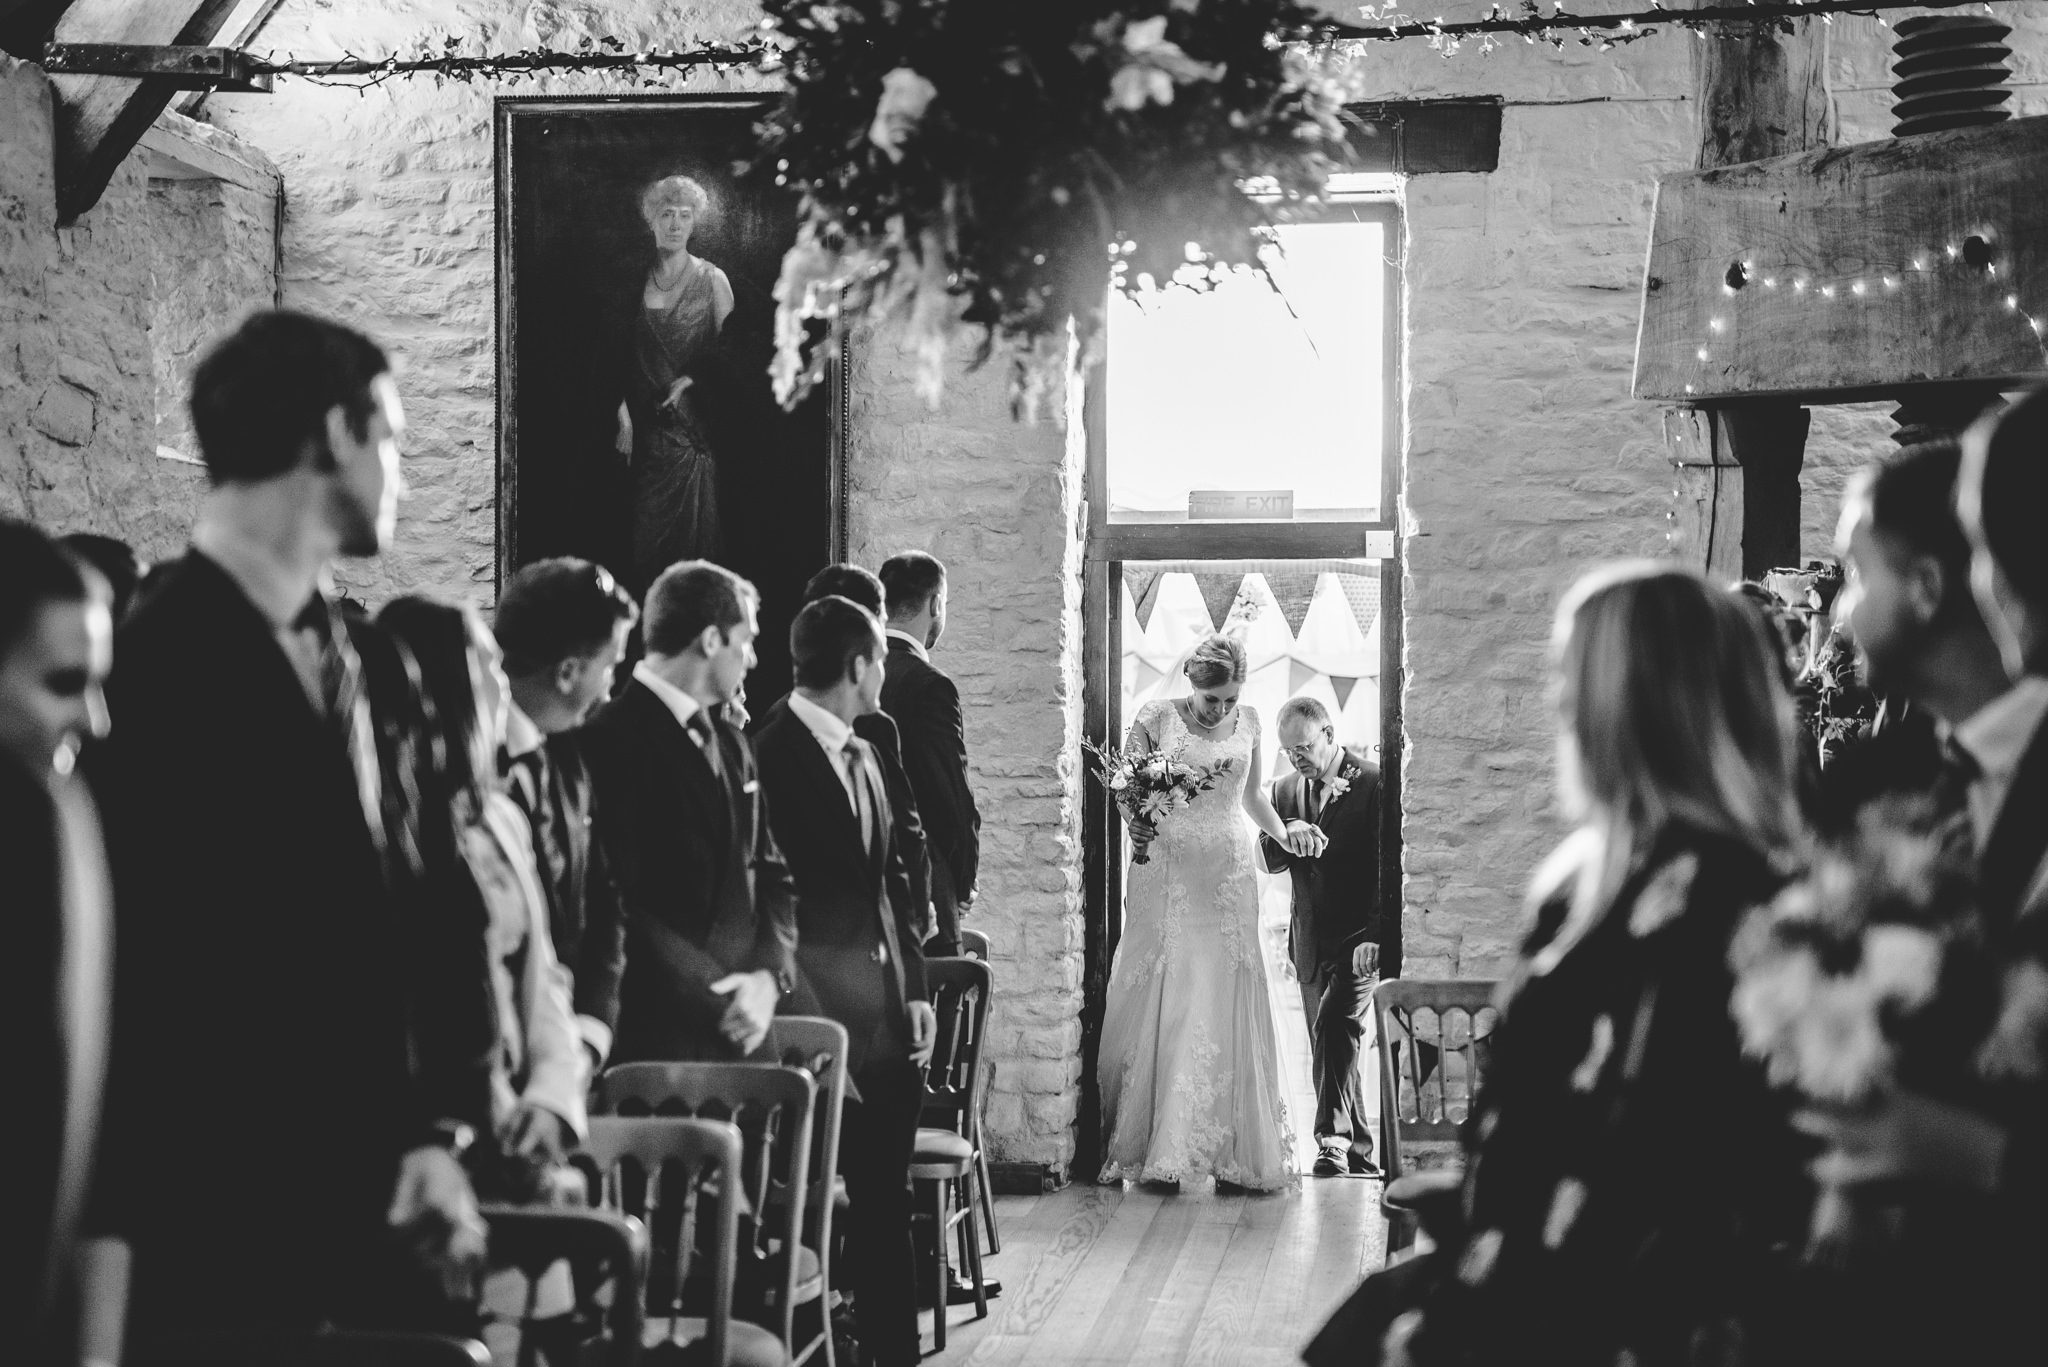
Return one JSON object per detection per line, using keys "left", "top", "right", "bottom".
{"left": 419, "top": 1119, "right": 478, "bottom": 1159}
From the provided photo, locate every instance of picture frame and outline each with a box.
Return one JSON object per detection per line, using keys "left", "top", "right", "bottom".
{"left": 494, "top": 93, "right": 848, "bottom": 708}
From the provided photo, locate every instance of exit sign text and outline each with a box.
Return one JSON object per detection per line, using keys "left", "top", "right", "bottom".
{"left": 1188, "top": 490, "right": 1295, "bottom": 520}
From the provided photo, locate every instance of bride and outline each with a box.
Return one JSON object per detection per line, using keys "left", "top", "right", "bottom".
{"left": 1098, "top": 634, "right": 1303, "bottom": 1192}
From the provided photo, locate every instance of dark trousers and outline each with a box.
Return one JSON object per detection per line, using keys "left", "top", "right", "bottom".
{"left": 1299, "top": 960, "right": 1376, "bottom": 1158}
{"left": 841, "top": 1056, "right": 923, "bottom": 1367}
{"left": 923, "top": 862, "right": 963, "bottom": 958}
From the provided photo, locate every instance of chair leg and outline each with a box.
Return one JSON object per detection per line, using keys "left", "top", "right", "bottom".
{"left": 932, "top": 1180, "right": 952, "bottom": 1352}
{"left": 975, "top": 1140, "right": 1001, "bottom": 1254}
{"left": 961, "top": 1177, "right": 989, "bottom": 1321}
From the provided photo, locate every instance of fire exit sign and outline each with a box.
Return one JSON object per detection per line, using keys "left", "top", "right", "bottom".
{"left": 1188, "top": 490, "right": 1295, "bottom": 519}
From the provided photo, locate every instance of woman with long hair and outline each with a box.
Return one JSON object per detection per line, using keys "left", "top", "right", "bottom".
{"left": 377, "top": 597, "right": 587, "bottom": 1196}
{"left": 1307, "top": 562, "right": 1813, "bottom": 1366}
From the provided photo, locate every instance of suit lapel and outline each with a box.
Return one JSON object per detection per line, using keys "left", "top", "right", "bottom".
{"left": 1983, "top": 723, "right": 2048, "bottom": 922}
{"left": 783, "top": 707, "right": 869, "bottom": 868}
{"left": 629, "top": 682, "right": 731, "bottom": 851}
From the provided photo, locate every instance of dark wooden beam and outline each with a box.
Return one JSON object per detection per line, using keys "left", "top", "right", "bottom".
{"left": 0, "top": 0, "right": 80, "bottom": 59}
{"left": 1637, "top": 115, "right": 2048, "bottom": 403}
{"left": 1658, "top": 9, "right": 1830, "bottom": 580}
{"left": 46, "top": 0, "right": 244, "bottom": 221}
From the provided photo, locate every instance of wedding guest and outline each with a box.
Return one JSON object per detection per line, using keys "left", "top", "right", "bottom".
{"left": 1261, "top": 696, "right": 1384, "bottom": 1179}
{"left": 1306, "top": 562, "right": 1811, "bottom": 1367}
{"left": 879, "top": 551, "right": 979, "bottom": 955}
{"left": 379, "top": 597, "right": 589, "bottom": 1197}
{"left": 581, "top": 560, "right": 796, "bottom": 1062}
{"left": 58, "top": 531, "right": 145, "bottom": 623}
{"left": 755, "top": 594, "right": 937, "bottom": 1367}
{"left": 494, "top": 556, "right": 638, "bottom": 1071}
{"left": 804, "top": 562, "right": 933, "bottom": 939}
{"left": 1816, "top": 439, "right": 2009, "bottom": 836}
{"left": 89, "top": 311, "right": 494, "bottom": 1343}
{"left": 1, "top": 522, "right": 113, "bottom": 1364}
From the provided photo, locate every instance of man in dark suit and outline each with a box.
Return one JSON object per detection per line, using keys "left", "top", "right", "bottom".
{"left": 90, "top": 311, "right": 496, "bottom": 1342}
{"left": 1819, "top": 439, "right": 2011, "bottom": 838}
{"left": 803, "top": 563, "right": 933, "bottom": 937}
{"left": 878, "top": 551, "right": 979, "bottom": 956}
{"left": 1261, "top": 696, "right": 1384, "bottom": 1178}
{"left": 494, "top": 556, "right": 638, "bottom": 1070}
{"left": 1, "top": 521, "right": 115, "bottom": 1365}
{"left": 582, "top": 560, "right": 797, "bottom": 1062}
{"left": 755, "top": 595, "right": 935, "bottom": 1367}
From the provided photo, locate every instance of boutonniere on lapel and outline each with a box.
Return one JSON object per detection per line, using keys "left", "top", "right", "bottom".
{"left": 1321, "top": 774, "right": 1352, "bottom": 803}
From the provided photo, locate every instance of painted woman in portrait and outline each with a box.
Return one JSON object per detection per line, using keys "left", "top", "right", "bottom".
{"left": 615, "top": 174, "right": 734, "bottom": 588}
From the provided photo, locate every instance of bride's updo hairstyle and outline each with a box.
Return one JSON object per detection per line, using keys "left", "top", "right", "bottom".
{"left": 1184, "top": 633, "right": 1248, "bottom": 689}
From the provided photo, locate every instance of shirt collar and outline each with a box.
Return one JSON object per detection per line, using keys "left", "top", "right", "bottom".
{"left": 1953, "top": 677, "right": 2048, "bottom": 782}
{"left": 1316, "top": 748, "right": 1348, "bottom": 784}
{"left": 504, "top": 700, "right": 545, "bottom": 760}
{"left": 191, "top": 519, "right": 327, "bottom": 631}
{"left": 632, "top": 659, "right": 703, "bottom": 733}
{"left": 884, "top": 627, "right": 930, "bottom": 663}
{"left": 788, "top": 689, "right": 856, "bottom": 753}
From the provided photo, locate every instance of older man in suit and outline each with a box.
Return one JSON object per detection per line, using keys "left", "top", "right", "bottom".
{"left": 582, "top": 560, "right": 797, "bottom": 1062}
{"left": 878, "top": 551, "right": 979, "bottom": 956}
{"left": 91, "top": 311, "right": 497, "bottom": 1342}
{"left": 1261, "top": 696, "right": 1385, "bottom": 1178}
{"left": 756, "top": 595, "right": 936, "bottom": 1367}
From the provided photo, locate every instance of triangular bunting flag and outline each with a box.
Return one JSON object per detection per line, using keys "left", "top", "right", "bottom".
{"left": 1331, "top": 675, "right": 1360, "bottom": 709}
{"left": 1192, "top": 571, "right": 1246, "bottom": 633}
{"left": 1125, "top": 566, "right": 1164, "bottom": 633}
{"left": 1287, "top": 658, "right": 1316, "bottom": 694}
{"left": 1134, "top": 658, "right": 1164, "bottom": 694}
{"left": 1337, "top": 570, "right": 1381, "bottom": 639}
{"left": 1265, "top": 569, "right": 1319, "bottom": 639}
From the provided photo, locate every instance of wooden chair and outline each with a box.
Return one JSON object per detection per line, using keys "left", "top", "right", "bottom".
{"left": 951, "top": 931, "right": 1001, "bottom": 1255}
{"left": 577, "top": 1115, "right": 787, "bottom": 1367}
{"left": 765, "top": 1015, "right": 850, "bottom": 1367}
{"left": 1373, "top": 978, "right": 1501, "bottom": 1256}
{"left": 911, "top": 956, "right": 994, "bottom": 1352}
{"left": 134, "top": 1333, "right": 489, "bottom": 1366}
{"left": 477, "top": 1204, "right": 648, "bottom": 1367}
{"left": 598, "top": 1062, "right": 815, "bottom": 1364}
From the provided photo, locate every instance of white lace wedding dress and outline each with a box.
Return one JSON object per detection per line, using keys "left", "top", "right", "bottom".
{"left": 1097, "top": 700, "right": 1299, "bottom": 1190}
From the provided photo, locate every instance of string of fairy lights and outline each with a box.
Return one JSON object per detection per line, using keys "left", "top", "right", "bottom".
{"left": 235, "top": 0, "right": 2023, "bottom": 87}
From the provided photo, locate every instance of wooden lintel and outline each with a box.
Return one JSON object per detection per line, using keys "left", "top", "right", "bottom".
{"left": 46, "top": 0, "right": 244, "bottom": 221}
{"left": 1635, "top": 115, "right": 2048, "bottom": 403}
{"left": 135, "top": 107, "right": 278, "bottom": 191}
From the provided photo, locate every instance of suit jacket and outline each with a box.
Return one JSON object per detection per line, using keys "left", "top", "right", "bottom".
{"left": 755, "top": 698, "right": 929, "bottom": 1076}
{"left": 1261, "top": 749, "right": 1385, "bottom": 982}
{"left": 879, "top": 637, "right": 979, "bottom": 913}
{"left": 1983, "top": 703, "right": 2048, "bottom": 934}
{"left": 517, "top": 728, "right": 628, "bottom": 1062}
{"left": 90, "top": 552, "right": 497, "bottom": 1328}
{"left": 581, "top": 679, "right": 798, "bottom": 1062}
{"left": 855, "top": 708, "right": 933, "bottom": 940}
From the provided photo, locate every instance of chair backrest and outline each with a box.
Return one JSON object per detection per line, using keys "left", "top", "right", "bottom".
{"left": 595, "top": 1062, "right": 814, "bottom": 1347}
{"left": 575, "top": 1116, "right": 744, "bottom": 1367}
{"left": 478, "top": 1204, "right": 648, "bottom": 1367}
{"left": 920, "top": 957, "right": 993, "bottom": 1134}
{"left": 958, "top": 928, "right": 992, "bottom": 962}
{"left": 1373, "top": 977, "right": 1502, "bottom": 1182}
{"left": 766, "top": 1015, "right": 849, "bottom": 1253}
{"left": 136, "top": 1333, "right": 490, "bottom": 1367}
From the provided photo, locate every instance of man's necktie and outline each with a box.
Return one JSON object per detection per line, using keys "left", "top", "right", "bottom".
{"left": 499, "top": 746, "right": 545, "bottom": 824}
{"left": 1306, "top": 777, "right": 1325, "bottom": 824}
{"left": 843, "top": 738, "right": 878, "bottom": 863}
{"left": 297, "top": 598, "right": 386, "bottom": 867}
{"left": 687, "top": 711, "right": 724, "bottom": 779}
{"left": 1931, "top": 734, "right": 1982, "bottom": 858}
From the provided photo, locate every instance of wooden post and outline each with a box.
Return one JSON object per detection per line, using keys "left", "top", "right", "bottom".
{"left": 1668, "top": 10, "right": 1834, "bottom": 580}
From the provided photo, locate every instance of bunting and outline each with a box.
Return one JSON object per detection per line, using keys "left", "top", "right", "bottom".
{"left": 1124, "top": 566, "right": 1164, "bottom": 633}
{"left": 1264, "top": 568, "right": 1320, "bottom": 639}
{"left": 1192, "top": 571, "right": 1246, "bottom": 633}
{"left": 1336, "top": 571, "right": 1382, "bottom": 640}
{"left": 1133, "top": 658, "right": 1165, "bottom": 696}
{"left": 1287, "top": 658, "right": 1317, "bottom": 695}
{"left": 1331, "top": 675, "right": 1361, "bottom": 710}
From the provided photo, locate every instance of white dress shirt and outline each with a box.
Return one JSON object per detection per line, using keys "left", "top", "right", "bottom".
{"left": 884, "top": 627, "right": 930, "bottom": 663}
{"left": 192, "top": 517, "right": 331, "bottom": 713}
{"left": 788, "top": 689, "right": 863, "bottom": 814}
{"left": 632, "top": 659, "right": 706, "bottom": 738}
{"left": 1951, "top": 677, "right": 2048, "bottom": 854}
{"left": 504, "top": 698, "right": 546, "bottom": 761}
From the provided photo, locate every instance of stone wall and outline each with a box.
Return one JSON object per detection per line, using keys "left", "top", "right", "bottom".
{"left": 1, "top": 57, "right": 281, "bottom": 561}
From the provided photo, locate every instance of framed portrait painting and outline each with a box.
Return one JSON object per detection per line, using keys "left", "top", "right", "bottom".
{"left": 495, "top": 94, "right": 846, "bottom": 713}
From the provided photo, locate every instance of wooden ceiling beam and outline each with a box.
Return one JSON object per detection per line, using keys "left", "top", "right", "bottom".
{"left": 45, "top": 0, "right": 245, "bottom": 221}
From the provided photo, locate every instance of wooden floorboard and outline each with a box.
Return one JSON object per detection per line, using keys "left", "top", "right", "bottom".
{"left": 928, "top": 1179, "right": 1379, "bottom": 1367}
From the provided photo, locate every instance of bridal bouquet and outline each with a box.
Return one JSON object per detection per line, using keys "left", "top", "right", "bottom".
{"left": 1726, "top": 798, "right": 2048, "bottom": 1258}
{"left": 1084, "top": 738, "right": 1233, "bottom": 864}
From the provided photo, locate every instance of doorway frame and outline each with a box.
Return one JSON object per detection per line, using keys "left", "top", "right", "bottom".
{"left": 1077, "top": 196, "right": 1406, "bottom": 1175}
